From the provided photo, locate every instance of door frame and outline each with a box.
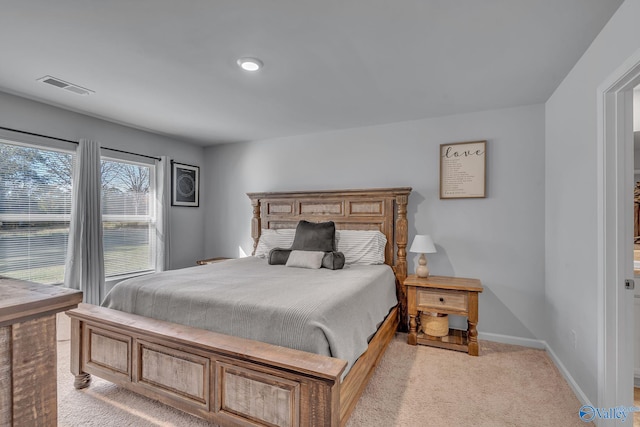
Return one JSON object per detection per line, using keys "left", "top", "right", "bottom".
{"left": 597, "top": 49, "right": 640, "bottom": 420}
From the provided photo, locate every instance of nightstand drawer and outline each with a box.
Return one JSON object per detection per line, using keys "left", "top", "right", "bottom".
{"left": 417, "top": 288, "right": 467, "bottom": 312}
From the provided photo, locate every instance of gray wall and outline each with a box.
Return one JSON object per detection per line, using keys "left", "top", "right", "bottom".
{"left": 0, "top": 91, "right": 206, "bottom": 269}
{"left": 204, "top": 104, "right": 546, "bottom": 340}
{"left": 545, "top": 0, "right": 640, "bottom": 405}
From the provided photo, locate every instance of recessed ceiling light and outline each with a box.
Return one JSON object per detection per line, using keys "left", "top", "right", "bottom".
{"left": 237, "top": 57, "right": 263, "bottom": 72}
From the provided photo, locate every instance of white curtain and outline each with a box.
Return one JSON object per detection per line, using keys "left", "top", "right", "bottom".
{"left": 64, "top": 139, "right": 105, "bottom": 305}
{"left": 155, "top": 156, "right": 171, "bottom": 271}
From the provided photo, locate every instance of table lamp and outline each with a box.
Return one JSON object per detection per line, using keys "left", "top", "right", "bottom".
{"left": 409, "top": 235, "right": 436, "bottom": 277}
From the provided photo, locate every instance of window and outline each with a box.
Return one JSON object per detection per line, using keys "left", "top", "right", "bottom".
{"left": 0, "top": 140, "right": 74, "bottom": 285}
{"left": 0, "top": 139, "right": 157, "bottom": 284}
{"left": 101, "top": 157, "right": 156, "bottom": 277}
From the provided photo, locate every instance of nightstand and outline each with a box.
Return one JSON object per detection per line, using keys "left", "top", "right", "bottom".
{"left": 404, "top": 275, "right": 483, "bottom": 356}
{"left": 196, "top": 257, "right": 231, "bottom": 265}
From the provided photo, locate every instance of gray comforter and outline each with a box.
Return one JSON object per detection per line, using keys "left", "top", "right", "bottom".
{"left": 102, "top": 257, "right": 397, "bottom": 374}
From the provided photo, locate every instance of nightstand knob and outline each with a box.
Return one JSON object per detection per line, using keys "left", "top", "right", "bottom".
{"left": 439, "top": 297, "right": 445, "bottom": 303}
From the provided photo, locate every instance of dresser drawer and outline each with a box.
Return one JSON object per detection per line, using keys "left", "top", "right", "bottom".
{"left": 417, "top": 288, "right": 467, "bottom": 313}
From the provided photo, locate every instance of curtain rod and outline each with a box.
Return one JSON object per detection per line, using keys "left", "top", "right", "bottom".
{"left": 0, "top": 126, "right": 162, "bottom": 161}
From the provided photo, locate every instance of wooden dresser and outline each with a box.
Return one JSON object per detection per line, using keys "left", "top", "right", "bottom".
{"left": 0, "top": 278, "right": 82, "bottom": 427}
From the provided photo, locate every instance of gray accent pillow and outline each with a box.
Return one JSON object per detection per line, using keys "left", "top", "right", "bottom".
{"left": 286, "top": 250, "right": 325, "bottom": 269}
{"left": 268, "top": 248, "right": 291, "bottom": 265}
{"left": 268, "top": 248, "right": 345, "bottom": 270}
{"left": 290, "top": 220, "right": 336, "bottom": 252}
{"left": 322, "top": 251, "right": 345, "bottom": 270}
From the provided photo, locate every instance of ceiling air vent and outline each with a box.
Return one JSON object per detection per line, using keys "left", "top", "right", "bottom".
{"left": 37, "top": 75, "right": 94, "bottom": 96}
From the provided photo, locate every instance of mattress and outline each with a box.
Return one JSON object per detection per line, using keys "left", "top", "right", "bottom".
{"left": 102, "top": 256, "right": 397, "bottom": 375}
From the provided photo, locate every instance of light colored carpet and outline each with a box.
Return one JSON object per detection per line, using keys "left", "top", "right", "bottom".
{"left": 57, "top": 334, "right": 587, "bottom": 426}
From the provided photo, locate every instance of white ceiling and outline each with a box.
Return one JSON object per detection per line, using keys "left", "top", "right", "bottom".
{"left": 0, "top": 1, "right": 624, "bottom": 146}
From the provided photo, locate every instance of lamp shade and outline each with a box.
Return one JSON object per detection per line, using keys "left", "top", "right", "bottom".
{"left": 409, "top": 235, "right": 436, "bottom": 254}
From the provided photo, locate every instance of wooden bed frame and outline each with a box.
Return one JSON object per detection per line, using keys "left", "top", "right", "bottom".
{"left": 67, "top": 187, "right": 411, "bottom": 427}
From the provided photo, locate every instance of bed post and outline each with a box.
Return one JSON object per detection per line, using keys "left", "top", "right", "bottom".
{"left": 250, "top": 197, "right": 262, "bottom": 256}
{"left": 70, "top": 317, "right": 91, "bottom": 389}
{"left": 395, "top": 192, "right": 409, "bottom": 331}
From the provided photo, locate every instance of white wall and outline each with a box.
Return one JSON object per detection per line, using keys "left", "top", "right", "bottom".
{"left": 204, "top": 104, "right": 546, "bottom": 340}
{"left": 0, "top": 91, "right": 206, "bottom": 269}
{"left": 635, "top": 133, "right": 640, "bottom": 182}
{"left": 545, "top": 0, "right": 640, "bottom": 405}
{"left": 635, "top": 88, "right": 640, "bottom": 131}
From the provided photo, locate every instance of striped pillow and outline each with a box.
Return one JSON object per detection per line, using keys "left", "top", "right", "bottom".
{"left": 253, "top": 228, "right": 296, "bottom": 258}
{"left": 336, "top": 230, "right": 387, "bottom": 265}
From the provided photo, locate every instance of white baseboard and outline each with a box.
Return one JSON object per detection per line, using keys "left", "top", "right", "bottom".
{"left": 479, "top": 331, "right": 546, "bottom": 349}
{"left": 480, "top": 332, "right": 592, "bottom": 407}
{"left": 544, "top": 342, "right": 593, "bottom": 407}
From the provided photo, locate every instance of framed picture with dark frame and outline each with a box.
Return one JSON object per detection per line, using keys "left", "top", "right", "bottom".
{"left": 171, "top": 161, "right": 199, "bottom": 207}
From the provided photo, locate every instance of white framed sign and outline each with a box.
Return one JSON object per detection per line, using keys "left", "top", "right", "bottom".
{"left": 440, "top": 140, "right": 487, "bottom": 199}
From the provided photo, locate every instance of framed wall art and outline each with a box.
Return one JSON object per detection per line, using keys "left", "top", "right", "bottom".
{"left": 171, "top": 161, "right": 199, "bottom": 207}
{"left": 440, "top": 140, "right": 486, "bottom": 199}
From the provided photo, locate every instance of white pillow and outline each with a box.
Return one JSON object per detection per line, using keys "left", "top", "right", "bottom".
{"left": 285, "top": 250, "right": 324, "bottom": 269}
{"left": 253, "top": 228, "right": 296, "bottom": 258}
{"left": 335, "top": 230, "right": 387, "bottom": 265}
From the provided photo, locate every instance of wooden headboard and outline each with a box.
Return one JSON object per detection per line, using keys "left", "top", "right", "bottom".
{"left": 246, "top": 187, "right": 412, "bottom": 329}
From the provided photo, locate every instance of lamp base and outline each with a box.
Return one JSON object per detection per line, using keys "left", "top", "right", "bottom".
{"left": 416, "top": 253, "right": 430, "bottom": 277}
{"left": 416, "top": 265, "right": 430, "bottom": 278}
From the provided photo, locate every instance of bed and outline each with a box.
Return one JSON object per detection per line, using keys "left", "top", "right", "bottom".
{"left": 66, "top": 187, "right": 411, "bottom": 427}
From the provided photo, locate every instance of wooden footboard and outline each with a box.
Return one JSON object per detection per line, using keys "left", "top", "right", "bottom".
{"left": 67, "top": 304, "right": 398, "bottom": 427}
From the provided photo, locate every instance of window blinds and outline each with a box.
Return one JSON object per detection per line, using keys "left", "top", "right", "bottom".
{"left": 0, "top": 141, "right": 158, "bottom": 284}
{"left": 0, "top": 141, "right": 74, "bottom": 284}
{"left": 101, "top": 158, "right": 156, "bottom": 277}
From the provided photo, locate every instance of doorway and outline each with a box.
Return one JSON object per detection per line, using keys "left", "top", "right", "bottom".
{"left": 633, "top": 85, "right": 640, "bottom": 425}
{"left": 598, "top": 51, "right": 640, "bottom": 422}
